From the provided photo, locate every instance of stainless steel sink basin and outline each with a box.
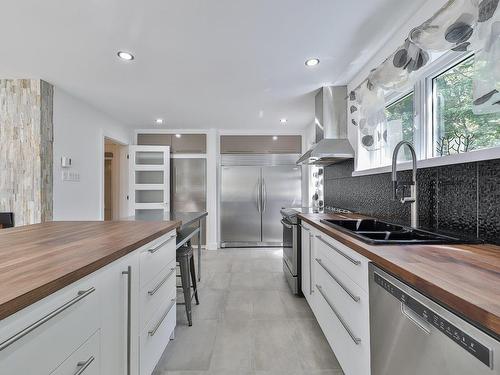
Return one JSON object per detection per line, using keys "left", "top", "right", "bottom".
{"left": 319, "top": 219, "right": 479, "bottom": 245}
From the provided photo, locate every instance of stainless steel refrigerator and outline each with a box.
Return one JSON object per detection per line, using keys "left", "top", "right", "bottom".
{"left": 220, "top": 155, "right": 301, "bottom": 247}
{"left": 171, "top": 158, "right": 206, "bottom": 244}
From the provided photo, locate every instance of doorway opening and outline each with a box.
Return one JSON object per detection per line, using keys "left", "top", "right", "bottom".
{"left": 104, "top": 138, "right": 127, "bottom": 220}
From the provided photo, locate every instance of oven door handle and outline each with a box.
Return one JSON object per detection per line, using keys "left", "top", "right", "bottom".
{"left": 280, "top": 219, "right": 293, "bottom": 229}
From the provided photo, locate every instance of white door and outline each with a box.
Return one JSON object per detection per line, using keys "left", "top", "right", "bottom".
{"left": 128, "top": 146, "right": 170, "bottom": 216}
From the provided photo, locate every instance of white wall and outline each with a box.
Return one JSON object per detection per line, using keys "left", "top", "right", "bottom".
{"left": 53, "top": 88, "right": 132, "bottom": 220}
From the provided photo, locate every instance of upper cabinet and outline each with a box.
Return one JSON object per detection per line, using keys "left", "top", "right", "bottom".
{"left": 137, "top": 133, "right": 206, "bottom": 154}
{"left": 220, "top": 135, "right": 302, "bottom": 154}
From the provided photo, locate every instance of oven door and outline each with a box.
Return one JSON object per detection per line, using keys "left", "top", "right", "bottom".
{"left": 281, "top": 217, "right": 297, "bottom": 276}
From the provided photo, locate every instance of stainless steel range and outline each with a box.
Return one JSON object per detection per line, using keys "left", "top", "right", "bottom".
{"left": 280, "top": 206, "right": 352, "bottom": 294}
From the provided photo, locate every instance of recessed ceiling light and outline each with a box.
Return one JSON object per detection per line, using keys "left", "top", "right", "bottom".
{"left": 305, "top": 58, "right": 320, "bottom": 67}
{"left": 272, "top": 136, "right": 278, "bottom": 141}
{"left": 280, "top": 118, "right": 287, "bottom": 124}
{"left": 117, "top": 51, "right": 134, "bottom": 61}
{"left": 175, "top": 134, "right": 182, "bottom": 138}
{"left": 155, "top": 118, "right": 163, "bottom": 124}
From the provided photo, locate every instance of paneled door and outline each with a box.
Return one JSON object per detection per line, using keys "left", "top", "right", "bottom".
{"left": 128, "top": 145, "right": 170, "bottom": 217}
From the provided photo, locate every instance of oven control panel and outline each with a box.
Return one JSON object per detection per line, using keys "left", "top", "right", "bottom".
{"left": 374, "top": 272, "right": 492, "bottom": 368}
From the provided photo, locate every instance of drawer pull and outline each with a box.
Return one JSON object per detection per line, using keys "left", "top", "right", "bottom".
{"left": 74, "top": 356, "right": 95, "bottom": 375}
{"left": 316, "top": 235, "right": 361, "bottom": 266}
{"left": 0, "top": 287, "right": 96, "bottom": 352}
{"left": 315, "top": 258, "right": 360, "bottom": 302}
{"left": 149, "top": 298, "right": 176, "bottom": 337}
{"left": 148, "top": 234, "right": 175, "bottom": 254}
{"left": 148, "top": 268, "right": 176, "bottom": 296}
{"left": 316, "top": 284, "right": 361, "bottom": 345}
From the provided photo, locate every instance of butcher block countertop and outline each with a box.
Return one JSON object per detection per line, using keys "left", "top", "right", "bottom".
{"left": 0, "top": 220, "right": 180, "bottom": 320}
{"left": 299, "top": 213, "right": 500, "bottom": 338}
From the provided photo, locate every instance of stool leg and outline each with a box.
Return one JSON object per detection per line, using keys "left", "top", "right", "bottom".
{"left": 180, "top": 257, "right": 193, "bottom": 326}
{"left": 190, "top": 255, "right": 199, "bottom": 305}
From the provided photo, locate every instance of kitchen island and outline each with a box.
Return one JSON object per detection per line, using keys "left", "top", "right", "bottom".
{"left": 0, "top": 220, "right": 181, "bottom": 375}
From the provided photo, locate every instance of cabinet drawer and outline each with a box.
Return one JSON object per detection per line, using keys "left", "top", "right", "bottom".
{"left": 314, "top": 252, "right": 369, "bottom": 344}
{"left": 314, "top": 232, "right": 368, "bottom": 291}
{"left": 50, "top": 331, "right": 100, "bottom": 375}
{"left": 0, "top": 276, "right": 99, "bottom": 375}
{"left": 140, "top": 230, "right": 176, "bottom": 287}
{"left": 140, "top": 260, "right": 177, "bottom": 329}
{"left": 140, "top": 296, "right": 176, "bottom": 375}
{"left": 314, "top": 281, "right": 370, "bottom": 375}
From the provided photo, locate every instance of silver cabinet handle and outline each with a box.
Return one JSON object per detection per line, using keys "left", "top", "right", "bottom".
{"left": 122, "top": 266, "right": 132, "bottom": 375}
{"left": 315, "top": 258, "right": 360, "bottom": 302}
{"left": 309, "top": 233, "right": 314, "bottom": 295}
{"left": 149, "top": 299, "right": 176, "bottom": 337}
{"left": 280, "top": 219, "right": 293, "bottom": 229}
{"left": 0, "top": 287, "right": 95, "bottom": 351}
{"left": 148, "top": 268, "right": 176, "bottom": 296}
{"left": 75, "top": 356, "right": 95, "bottom": 375}
{"left": 316, "top": 235, "right": 361, "bottom": 266}
{"left": 148, "top": 234, "right": 175, "bottom": 254}
{"left": 316, "top": 284, "right": 361, "bottom": 345}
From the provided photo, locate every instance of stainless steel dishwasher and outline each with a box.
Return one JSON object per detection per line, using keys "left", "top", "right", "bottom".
{"left": 369, "top": 264, "right": 499, "bottom": 375}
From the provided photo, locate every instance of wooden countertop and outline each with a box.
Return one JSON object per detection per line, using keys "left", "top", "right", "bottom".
{"left": 299, "top": 213, "right": 500, "bottom": 338}
{"left": 0, "top": 220, "right": 181, "bottom": 320}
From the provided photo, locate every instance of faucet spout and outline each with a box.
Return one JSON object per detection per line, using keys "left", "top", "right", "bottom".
{"left": 391, "top": 141, "right": 418, "bottom": 228}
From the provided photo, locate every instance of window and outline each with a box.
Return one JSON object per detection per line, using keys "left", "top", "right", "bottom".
{"left": 433, "top": 56, "right": 500, "bottom": 156}
{"left": 355, "top": 52, "right": 500, "bottom": 173}
{"left": 385, "top": 93, "right": 414, "bottom": 161}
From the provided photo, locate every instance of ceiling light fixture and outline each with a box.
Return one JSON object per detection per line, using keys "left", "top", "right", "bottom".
{"left": 155, "top": 118, "right": 163, "bottom": 125}
{"left": 305, "top": 58, "right": 320, "bottom": 67}
{"left": 175, "top": 134, "right": 182, "bottom": 138}
{"left": 272, "top": 136, "right": 278, "bottom": 141}
{"left": 117, "top": 51, "right": 134, "bottom": 61}
{"left": 280, "top": 118, "right": 287, "bottom": 124}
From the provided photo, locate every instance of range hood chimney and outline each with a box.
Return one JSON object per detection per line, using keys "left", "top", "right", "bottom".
{"left": 297, "top": 86, "right": 354, "bottom": 165}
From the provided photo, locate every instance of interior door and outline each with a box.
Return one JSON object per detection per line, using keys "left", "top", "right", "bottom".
{"left": 128, "top": 145, "right": 170, "bottom": 216}
{"left": 261, "top": 166, "right": 301, "bottom": 243}
{"left": 220, "top": 166, "right": 262, "bottom": 245}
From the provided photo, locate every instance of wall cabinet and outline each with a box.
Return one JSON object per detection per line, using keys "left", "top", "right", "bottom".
{"left": 220, "top": 135, "right": 302, "bottom": 154}
{"left": 0, "top": 230, "right": 177, "bottom": 375}
{"left": 301, "top": 224, "right": 371, "bottom": 375}
{"left": 137, "top": 133, "right": 207, "bottom": 154}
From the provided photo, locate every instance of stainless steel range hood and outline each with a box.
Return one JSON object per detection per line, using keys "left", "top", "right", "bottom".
{"left": 297, "top": 86, "right": 354, "bottom": 165}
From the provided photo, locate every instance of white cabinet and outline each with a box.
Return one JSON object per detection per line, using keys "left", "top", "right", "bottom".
{"left": 300, "top": 222, "right": 313, "bottom": 301}
{"left": 0, "top": 230, "right": 177, "bottom": 375}
{"left": 99, "top": 252, "right": 140, "bottom": 375}
{"left": 301, "top": 223, "right": 371, "bottom": 375}
{"left": 50, "top": 331, "right": 100, "bottom": 375}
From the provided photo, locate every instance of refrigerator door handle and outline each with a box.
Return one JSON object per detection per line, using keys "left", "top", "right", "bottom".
{"left": 256, "top": 178, "right": 262, "bottom": 213}
{"left": 262, "top": 178, "right": 267, "bottom": 213}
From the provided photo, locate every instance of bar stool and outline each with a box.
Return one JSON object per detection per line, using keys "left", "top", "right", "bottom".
{"left": 176, "top": 243, "right": 199, "bottom": 326}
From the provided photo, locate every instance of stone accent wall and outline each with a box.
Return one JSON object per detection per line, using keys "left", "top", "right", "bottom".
{"left": 0, "top": 79, "right": 53, "bottom": 226}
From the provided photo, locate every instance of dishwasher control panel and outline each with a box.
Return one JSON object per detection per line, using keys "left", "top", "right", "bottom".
{"left": 374, "top": 272, "right": 492, "bottom": 368}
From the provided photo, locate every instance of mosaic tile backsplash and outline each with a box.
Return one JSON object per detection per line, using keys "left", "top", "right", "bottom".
{"left": 324, "top": 158, "right": 500, "bottom": 245}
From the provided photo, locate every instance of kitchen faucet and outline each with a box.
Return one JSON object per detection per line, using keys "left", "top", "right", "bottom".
{"left": 391, "top": 141, "right": 418, "bottom": 228}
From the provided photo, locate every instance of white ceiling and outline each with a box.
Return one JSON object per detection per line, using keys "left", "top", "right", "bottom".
{"left": 1, "top": 0, "right": 427, "bottom": 131}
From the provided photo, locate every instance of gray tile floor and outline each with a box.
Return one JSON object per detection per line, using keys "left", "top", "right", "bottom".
{"left": 153, "top": 248, "right": 344, "bottom": 375}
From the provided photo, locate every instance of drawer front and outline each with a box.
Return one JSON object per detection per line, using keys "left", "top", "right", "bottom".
{"left": 140, "top": 230, "right": 176, "bottom": 287}
{"left": 314, "top": 232, "right": 369, "bottom": 291}
{"left": 140, "top": 260, "right": 177, "bottom": 329}
{"left": 50, "top": 331, "right": 100, "bottom": 375}
{"left": 314, "top": 249, "right": 369, "bottom": 345}
{"left": 314, "top": 281, "right": 370, "bottom": 375}
{"left": 140, "top": 296, "right": 176, "bottom": 375}
{"left": 0, "top": 276, "right": 100, "bottom": 375}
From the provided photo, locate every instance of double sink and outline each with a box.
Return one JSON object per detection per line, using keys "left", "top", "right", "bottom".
{"left": 320, "top": 218, "right": 478, "bottom": 245}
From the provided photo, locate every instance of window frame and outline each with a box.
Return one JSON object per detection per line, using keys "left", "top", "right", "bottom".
{"left": 353, "top": 50, "right": 500, "bottom": 175}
